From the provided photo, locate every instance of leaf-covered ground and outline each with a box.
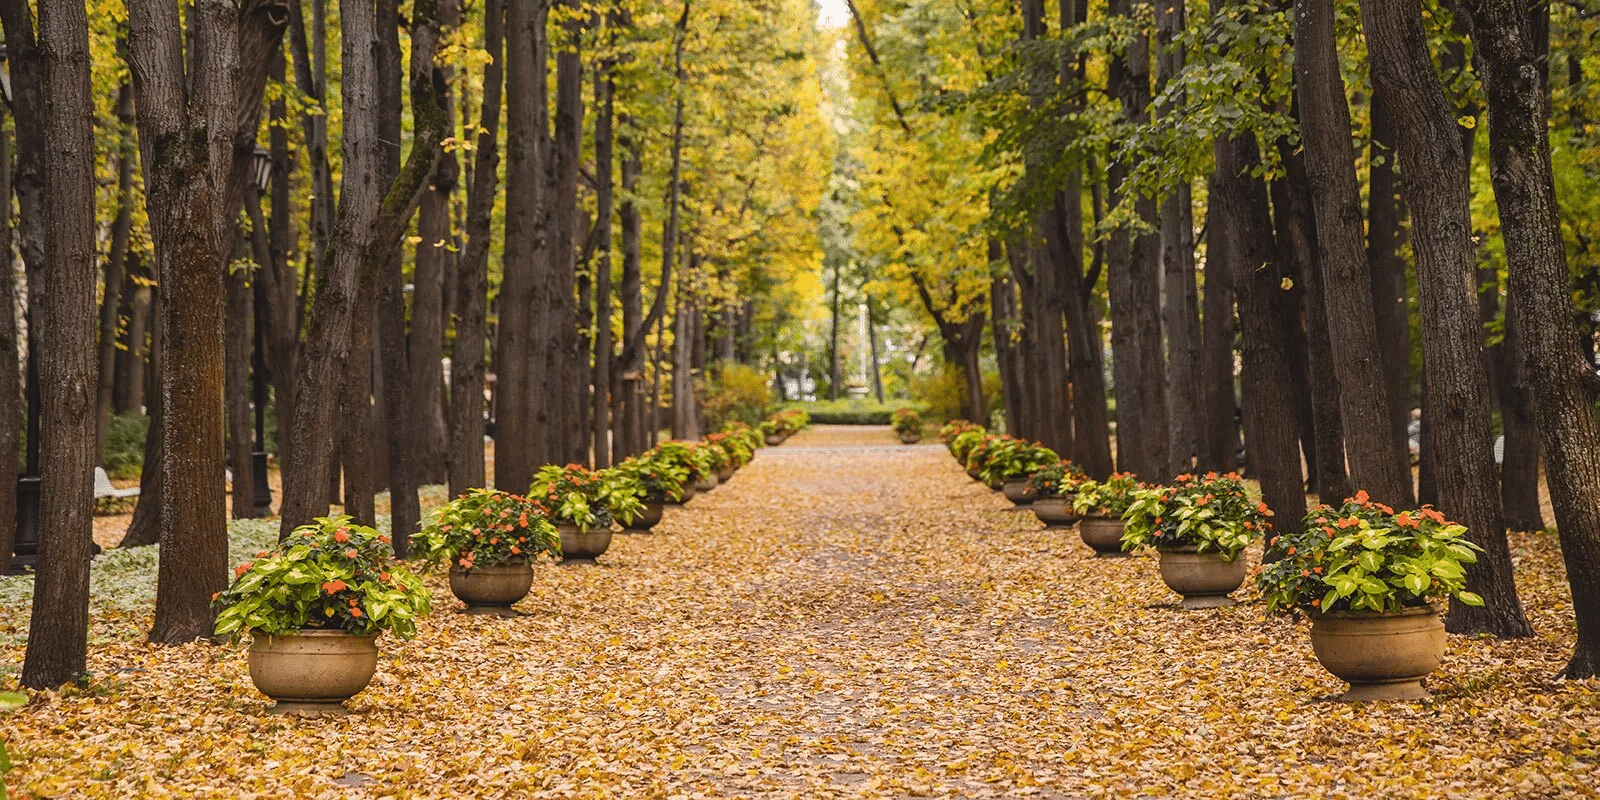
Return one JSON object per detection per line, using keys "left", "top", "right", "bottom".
{"left": 1, "top": 425, "right": 1596, "bottom": 798}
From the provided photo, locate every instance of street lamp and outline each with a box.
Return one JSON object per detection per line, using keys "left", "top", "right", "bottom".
{"left": 250, "top": 146, "right": 271, "bottom": 194}
{"left": 0, "top": 43, "right": 13, "bottom": 107}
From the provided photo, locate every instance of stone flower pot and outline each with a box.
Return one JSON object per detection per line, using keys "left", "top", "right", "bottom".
{"left": 1078, "top": 516, "right": 1128, "bottom": 557}
{"left": 899, "top": 431, "right": 921, "bottom": 444}
{"left": 448, "top": 562, "right": 534, "bottom": 614}
{"left": 765, "top": 433, "right": 785, "bottom": 446}
{"left": 966, "top": 466, "right": 983, "bottom": 482}
{"left": 694, "top": 473, "right": 719, "bottom": 493}
{"left": 1031, "top": 496, "right": 1080, "bottom": 528}
{"left": 558, "top": 523, "right": 613, "bottom": 563}
{"left": 718, "top": 466, "right": 736, "bottom": 483}
{"left": 1001, "top": 478, "right": 1036, "bottom": 506}
{"left": 1157, "top": 547, "right": 1248, "bottom": 609}
{"left": 667, "top": 484, "right": 697, "bottom": 506}
{"left": 248, "top": 629, "right": 379, "bottom": 716}
{"left": 1310, "top": 606, "right": 1446, "bottom": 702}
{"left": 623, "top": 501, "right": 665, "bottom": 532}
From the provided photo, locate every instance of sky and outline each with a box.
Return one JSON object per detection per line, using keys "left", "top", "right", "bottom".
{"left": 817, "top": 0, "right": 850, "bottom": 27}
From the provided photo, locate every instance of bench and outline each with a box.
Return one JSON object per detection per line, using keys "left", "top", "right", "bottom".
{"left": 94, "top": 467, "right": 140, "bottom": 511}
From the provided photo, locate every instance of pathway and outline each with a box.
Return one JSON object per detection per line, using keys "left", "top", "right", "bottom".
{"left": 1, "top": 425, "right": 1594, "bottom": 798}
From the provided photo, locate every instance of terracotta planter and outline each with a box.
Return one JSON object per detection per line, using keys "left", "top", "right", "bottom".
{"left": 899, "top": 431, "right": 921, "bottom": 444}
{"left": 718, "top": 466, "right": 735, "bottom": 483}
{"left": 1310, "top": 606, "right": 1446, "bottom": 701}
{"left": 694, "top": 473, "right": 719, "bottom": 493}
{"left": 448, "top": 562, "right": 534, "bottom": 614}
{"left": 248, "top": 629, "right": 379, "bottom": 716}
{"left": 558, "top": 523, "right": 613, "bottom": 563}
{"left": 1078, "top": 517, "right": 1128, "bottom": 556}
{"left": 623, "top": 502, "right": 665, "bottom": 532}
{"left": 1031, "top": 496, "right": 1080, "bottom": 528}
{"left": 1001, "top": 478, "right": 1036, "bottom": 506}
{"left": 667, "top": 484, "right": 697, "bottom": 505}
{"left": 1157, "top": 547, "right": 1248, "bottom": 609}
{"left": 764, "top": 433, "right": 784, "bottom": 446}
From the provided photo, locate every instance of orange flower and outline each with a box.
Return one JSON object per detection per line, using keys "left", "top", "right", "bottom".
{"left": 519, "top": 513, "right": 530, "bottom": 527}
{"left": 1396, "top": 511, "right": 1418, "bottom": 528}
{"left": 1256, "top": 502, "right": 1271, "bottom": 516}
{"left": 510, "top": 546, "right": 522, "bottom": 555}
{"left": 334, "top": 529, "right": 350, "bottom": 543}
{"left": 350, "top": 607, "right": 363, "bottom": 618}
{"left": 345, "top": 549, "right": 358, "bottom": 559}
{"left": 379, "top": 572, "right": 390, "bottom": 582}
{"left": 211, "top": 591, "right": 222, "bottom": 602}
{"left": 322, "top": 580, "right": 347, "bottom": 594}
{"left": 1337, "top": 516, "right": 1361, "bottom": 529}
{"left": 234, "top": 561, "right": 253, "bottom": 577}
{"left": 1353, "top": 490, "right": 1370, "bottom": 504}
{"left": 1311, "top": 598, "right": 1321, "bottom": 608}
{"left": 1287, "top": 546, "right": 1297, "bottom": 556}
{"left": 1312, "top": 566, "right": 1323, "bottom": 574}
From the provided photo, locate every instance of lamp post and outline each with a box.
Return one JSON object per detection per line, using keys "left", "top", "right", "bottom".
{"left": 249, "top": 146, "right": 273, "bottom": 517}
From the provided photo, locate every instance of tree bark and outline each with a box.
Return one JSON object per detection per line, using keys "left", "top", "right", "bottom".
{"left": 1496, "top": 295, "right": 1545, "bottom": 531}
{"left": 225, "top": 240, "right": 255, "bottom": 519}
{"left": 21, "top": 0, "right": 98, "bottom": 685}
{"left": 0, "top": 101, "right": 18, "bottom": 572}
{"left": 1199, "top": 168, "right": 1238, "bottom": 474}
{"left": 1156, "top": 0, "right": 1199, "bottom": 476}
{"left": 1361, "top": 0, "right": 1531, "bottom": 638}
{"left": 96, "top": 86, "right": 135, "bottom": 461}
{"left": 448, "top": 0, "right": 503, "bottom": 497}
{"left": 1214, "top": 131, "right": 1306, "bottom": 535}
{"left": 1293, "top": 0, "right": 1413, "bottom": 508}
{"left": 1367, "top": 92, "right": 1413, "bottom": 448}
{"left": 548, "top": 0, "right": 586, "bottom": 465}
{"left": 592, "top": 24, "right": 615, "bottom": 468}
{"left": 1467, "top": 0, "right": 1600, "bottom": 674}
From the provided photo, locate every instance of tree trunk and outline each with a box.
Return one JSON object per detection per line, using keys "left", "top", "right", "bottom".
{"left": 225, "top": 239, "right": 255, "bottom": 519}
{"left": 96, "top": 87, "right": 135, "bottom": 461}
{"left": 1497, "top": 295, "right": 1545, "bottom": 531}
{"left": 591, "top": 30, "right": 615, "bottom": 468}
{"left": 1361, "top": 0, "right": 1531, "bottom": 638}
{"left": 992, "top": 265, "right": 1025, "bottom": 435}
{"left": 1199, "top": 168, "right": 1237, "bottom": 474}
{"left": 671, "top": 288, "right": 701, "bottom": 441}
{"left": 1367, "top": 92, "right": 1413, "bottom": 448}
{"left": 1468, "top": 0, "right": 1600, "bottom": 674}
{"left": 828, "top": 263, "right": 842, "bottom": 401}
{"left": 1214, "top": 131, "right": 1306, "bottom": 535}
{"left": 21, "top": 0, "right": 98, "bottom": 685}
{"left": 1293, "top": 0, "right": 1413, "bottom": 508}
{"left": 549, "top": 0, "right": 586, "bottom": 466}
{"left": 614, "top": 104, "right": 644, "bottom": 463}
{"left": 0, "top": 102, "right": 19, "bottom": 572}
{"left": 1156, "top": 0, "right": 1199, "bottom": 476}
{"left": 448, "top": 0, "right": 503, "bottom": 497}
{"left": 493, "top": 0, "right": 550, "bottom": 490}
{"left": 409, "top": 145, "right": 454, "bottom": 486}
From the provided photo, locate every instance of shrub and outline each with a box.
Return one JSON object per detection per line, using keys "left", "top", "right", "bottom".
{"left": 1026, "top": 461, "right": 1088, "bottom": 498}
{"left": 1255, "top": 492, "right": 1486, "bottom": 617}
{"left": 1070, "top": 473, "right": 1143, "bottom": 518}
{"left": 978, "top": 437, "right": 1060, "bottom": 484}
{"left": 414, "top": 489, "right": 561, "bottom": 570}
{"left": 213, "top": 516, "right": 432, "bottom": 640}
{"left": 529, "top": 464, "right": 641, "bottom": 532}
{"left": 891, "top": 408, "right": 922, "bottom": 435}
{"left": 615, "top": 453, "right": 690, "bottom": 502}
{"left": 698, "top": 363, "right": 774, "bottom": 431}
{"left": 1120, "top": 472, "right": 1267, "bottom": 560}
{"left": 104, "top": 412, "right": 151, "bottom": 479}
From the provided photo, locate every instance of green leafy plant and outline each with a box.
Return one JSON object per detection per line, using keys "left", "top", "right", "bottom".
{"left": 1254, "top": 491, "right": 1486, "bottom": 617}
{"left": 213, "top": 516, "right": 432, "bottom": 640}
{"left": 1069, "top": 472, "right": 1144, "bottom": 518}
{"left": 938, "top": 418, "right": 982, "bottom": 443}
{"left": 978, "top": 437, "right": 1059, "bottom": 485}
{"left": 948, "top": 428, "right": 988, "bottom": 462}
{"left": 962, "top": 433, "right": 1006, "bottom": 477}
{"left": 764, "top": 408, "right": 810, "bottom": 434}
{"left": 694, "top": 440, "right": 732, "bottom": 474}
{"left": 615, "top": 453, "right": 690, "bottom": 503}
{"left": 648, "top": 440, "right": 708, "bottom": 485}
{"left": 891, "top": 407, "right": 922, "bottom": 435}
{"left": 705, "top": 430, "right": 754, "bottom": 469}
{"left": 594, "top": 465, "right": 651, "bottom": 525}
{"left": 1025, "top": 460, "right": 1088, "bottom": 498}
{"left": 1120, "top": 472, "right": 1267, "bottom": 560}
{"left": 414, "top": 489, "right": 561, "bottom": 570}
{"left": 530, "top": 464, "right": 636, "bottom": 532}
{"left": 718, "top": 421, "right": 763, "bottom": 452}
{"left": 1, "top": 688, "right": 25, "bottom": 800}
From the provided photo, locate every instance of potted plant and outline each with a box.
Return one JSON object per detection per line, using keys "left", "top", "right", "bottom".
{"left": 892, "top": 408, "right": 923, "bottom": 444}
{"left": 1070, "top": 473, "right": 1144, "bottom": 556}
{"left": 963, "top": 434, "right": 1004, "bottom": 483}
{"left": 1120, "top": 472, "right": 1267, "bottom": 608}
{"left": 414, "top": 489, "right": 561, "bottom": 614}
{"left": 938, "top": 419, "right": 982, "bottom": 445}
{"left": 649, "top": 441, "right": 705, "bottom": 504}
{"left": 612, "top": 453, "right": 689, "bottom": 531}
{"left": 705, "top": 431, "right": 751, "bottom": 482}
{"left": 1254, "top": 492, "right": 1485, "bottom": 701}
{"left": 213, "top": 516, "right": 432, "bottom": 715}
{"left": 692, "top": 441, "right": 727, "bottom": 492}
{"left": 948, "top": 428, "right": 987, "bottom": 470}
{"left": 1026, "top": 461, "right": 1088, "bottom": 527}
{"left": 759, "top": 418, "right": 786, "bottom": 446}
{"left": 530, "top": 464, "right": 639, "bottom": 563}
{"left": 980, "top": 438, "right": 1059, "bottom": 505}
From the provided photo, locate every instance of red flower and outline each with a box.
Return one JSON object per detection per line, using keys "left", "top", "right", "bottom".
{"left": 334, "top": 529, "right": 350, "bottom": 543}
{"left": 234, "top": 561, "right": 254, "bottom": 577}
{"left": 345, "top": 549, "right": 358, "bottom": 559}
{"left": 1353, "top": 490, "right": 1370, "bottom": 504}
{"left": 350, "top": 607, "right": 364, "bottom": 618}
{"left": 322, "top": 580, "right": 347, "bottom": 594}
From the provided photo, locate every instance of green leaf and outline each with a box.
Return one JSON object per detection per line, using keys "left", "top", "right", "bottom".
{"left": 1456, "top": 591, "right": 1485, "bottom": 607}
{"left": 0, "top": 691, "right": 26, "bottom": 713}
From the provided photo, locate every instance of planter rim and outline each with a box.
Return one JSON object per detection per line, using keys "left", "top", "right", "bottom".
{"left": 1155, "top": 544, "right": 1245, "bottom": 561}
{"left": 448, "top": 559, "right": 534, "bottom": 573}
{"left": 1311, "top": 604, "right": 1438, "bottom": 621}
{"left": 252, "top": 628, "right": 379, "bottom": 640}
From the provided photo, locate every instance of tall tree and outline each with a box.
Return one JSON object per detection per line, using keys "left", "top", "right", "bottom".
{"left": 0, "top": 110, "right": 16, "bottom": 573}
{"left": 591, "top": 10, "right": 616, "bottom": 469}
{"left": 448, "top": 0, "right": 504, "bottom": 496}
{"left": 20, "top": 0, "right": 97, "bottom": 686}
{"left": 1467, "top": 0, "right": 1600, "bottom": 676}
{"left": 1360, "top": 0, "right": 1532, "bottom": 638}
{"left": 1156, "top": 0, "right": 1200, "bottom": 475}
{"left": 1292, "top": 0, "right": 1413, "bottom": 507}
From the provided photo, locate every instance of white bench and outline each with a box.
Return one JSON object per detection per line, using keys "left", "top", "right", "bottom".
{"left": 93, "top": 467, "right": 140, "bottom": 511}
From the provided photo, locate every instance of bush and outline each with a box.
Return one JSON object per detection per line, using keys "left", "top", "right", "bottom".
{"left": 104, "top": 412, "right": 151, "bottom": 479}
{"left": 785, "top": 399, "right": 918, "bottom": 425}
{"left": 698, "top": 363, "right": 774, "bottom": 431}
